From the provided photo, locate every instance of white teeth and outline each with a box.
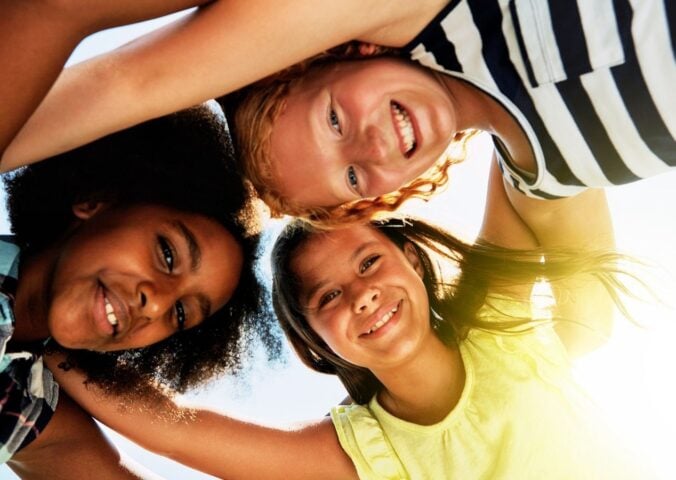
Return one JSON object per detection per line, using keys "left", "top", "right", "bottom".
{"left": 367, "top": 305, "right": 399, "bottom": 334}
{"left": 391, "top": 103, "right": 416, "bottom": 155}
{"left": 104, "top": 297, "right": 118, "bottom": 326}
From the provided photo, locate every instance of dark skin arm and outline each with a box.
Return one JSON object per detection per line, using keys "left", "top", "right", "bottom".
{"left": 7, "top": 390, "right": 162, "bottom": 480}
{"left": 46, "top": 354, "right": 357, "bottom": 480}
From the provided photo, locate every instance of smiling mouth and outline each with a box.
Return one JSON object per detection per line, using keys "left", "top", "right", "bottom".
{"left": 391, "top": 101, "right": 417, "bottom": 158}
{"left": 366, "top": 303, "right": 400, "bottom": 335}
{"left": 103, "top": 295, "right": 119, "bottom": 335}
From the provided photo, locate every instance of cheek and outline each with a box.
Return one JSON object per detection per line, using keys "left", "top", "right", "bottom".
{"left": 307, "top": 316, "right": 340, "bottom": 348}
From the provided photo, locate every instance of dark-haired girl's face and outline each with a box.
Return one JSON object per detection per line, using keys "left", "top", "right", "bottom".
{"left": 42, "top": 204, "right": 242, "bottom": 351}
{"left": 269, "top": 58, "right": 457, "bottom": 208}
{"left": 291, "top": 226, "right": 431, "bottom": 371}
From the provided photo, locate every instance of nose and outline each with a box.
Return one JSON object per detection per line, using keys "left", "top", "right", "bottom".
{"left": 352, "top": 285, "right": 380, "bottom": 314}
{"left": 136, "top": 278, "right": 176, "bottom": 321}
{"left": 348, "top": 125, "right": 390, "bottom": 166}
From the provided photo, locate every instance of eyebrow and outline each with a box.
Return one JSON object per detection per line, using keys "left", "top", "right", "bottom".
{"left": 172, "top": 220, "right": 201, "bottom": 272}
{"left": 172, "top": 220, "right": 212, "bottom": 320}
{"left": 303, "top": 241, "right": 379, "bottom": 304}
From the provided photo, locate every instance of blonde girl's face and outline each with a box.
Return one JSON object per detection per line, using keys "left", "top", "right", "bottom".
{"left": 268, "top": 58, "right": 457, "bottom": 208}
{"left": 291, "top": 226, "right": 433, "bottom": 371}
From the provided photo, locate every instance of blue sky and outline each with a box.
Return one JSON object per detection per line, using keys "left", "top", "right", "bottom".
{"left": 3, "top": 10, "right": 676, "bottom": 479}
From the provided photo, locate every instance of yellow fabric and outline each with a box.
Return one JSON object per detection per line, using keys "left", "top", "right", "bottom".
{"left": 330, "top": 297, "right": 650, "bottom": 479}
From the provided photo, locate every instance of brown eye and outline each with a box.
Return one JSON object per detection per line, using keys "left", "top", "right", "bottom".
{"left": 175, "top": 301, "right": 186, "bottom": 331}
{"left": 158, "top": 236, "right": 175, "bottom": 272}
{"left": 319, "top": 290, "right": 340, "bottom": 308}
{"left": 360, "top": 255, "right": 380, "bottom": 273}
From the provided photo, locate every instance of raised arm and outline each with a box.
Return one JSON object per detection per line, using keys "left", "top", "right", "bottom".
{"left": 479, "top": 157, "right": 616, "bottom": 356}
{"left": 7, "top": 390, "right": 162, "bottom": 480}
{"left": 0, "top": 0, "right": 212, "bottom": 168}
{"left": 46, "top": 355, "right": 357, "bottom": 480}
{"left": 3, "top": 0, "right": 446, "bottom": 171}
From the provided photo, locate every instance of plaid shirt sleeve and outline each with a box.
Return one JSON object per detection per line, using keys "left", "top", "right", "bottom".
{"left": 0, "top": 239, "right": 59, "bottom": 464}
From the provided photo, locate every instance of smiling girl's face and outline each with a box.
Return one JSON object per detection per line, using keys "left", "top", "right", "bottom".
{"left": 290, "top": 225, "right": 433, "bottom": 371}
{"left": 268, "top": 58, "right": 457, "bottom": 208}
{"left": 44, "top": 203, "right": 242, "bottom": 352}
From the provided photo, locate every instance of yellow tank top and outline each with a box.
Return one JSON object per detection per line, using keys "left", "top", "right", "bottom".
{"left": 331, "top": 298, "right": 650, "bottom": 479}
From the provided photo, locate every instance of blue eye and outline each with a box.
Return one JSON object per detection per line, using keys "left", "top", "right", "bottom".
{"left": 347, "top": 166, "right": 359, "bottom": 191}
{"left": 329, "top": 107, "right": 341, "bottom": 134}
{"left": 175, "top": 301, "right": 186, "bottom": 331}
{"left": 158, "top": 236, "right": 174, "bottom": 272}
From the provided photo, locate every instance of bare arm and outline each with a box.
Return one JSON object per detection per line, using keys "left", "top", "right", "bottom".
{"left": 0, "top": 0, "right": 211, "bottom": 169}
{"left": 7, "top": 390, "right": 162, "bottom": 480}
{"left": 46, "top": 355, "right": 357, "bottom": 480}
{"left": 1, "top": 0, "right": 448, "bottom": 171}
{"left": 479, "top": 158, "right": 616, "bottom": 356}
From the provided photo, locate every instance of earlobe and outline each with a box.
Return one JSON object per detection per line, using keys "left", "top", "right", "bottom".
{"left": 71, "top": 201, "right": 108, "bottom": 220}
{"left": 403, "top": 242, "right": 424, "bottom": 279}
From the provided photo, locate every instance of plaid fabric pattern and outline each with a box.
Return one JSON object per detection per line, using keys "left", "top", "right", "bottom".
{"left": 0, "top": 237, "right": 58, "bottom": 463}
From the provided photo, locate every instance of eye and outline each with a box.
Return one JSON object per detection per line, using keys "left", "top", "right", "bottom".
{"left": 347, "top": 166, "right": 359, "bottom": 192}
{"left": 158, "top": 236, "right": 175, "bottom": 272}
{"left": 318, "top": 290, "right": 340, "bottom": 308}
{"left": 328, "top": 107, "right": 341, "bottom": 134}
{"left": 360, "top": 254, "right": 381, "bottom": 274}
{"left": 174, "top": 301, "right": 186, "bottom": 331}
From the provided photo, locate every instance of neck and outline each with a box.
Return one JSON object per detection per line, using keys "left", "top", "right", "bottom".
{"left": 375, "top": 335, "right": 465, "bottom": 425}
{"left": 438, "top": 74, "right": 537, "bottom": 173}
{"left": 12, "top": 247, "right": 56, "bottom": 343}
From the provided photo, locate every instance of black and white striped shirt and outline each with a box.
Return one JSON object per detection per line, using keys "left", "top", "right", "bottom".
{"left": 404, "top": 0, "right": 675, "bottom": 199}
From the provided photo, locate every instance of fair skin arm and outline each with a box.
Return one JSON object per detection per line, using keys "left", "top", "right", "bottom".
{"left": 0, "top": 0, "right": 211, "bottom": 163}
{"left": 479, "top": 158, "right": 616, "bottom": 356}
{"left": 7, "top": 390, "right": 162, "bottom": 480}
{"left": 45, "top": 355, "right": 358, "bottom": 480}
{"left": 1, "top": 0, "right": 448, "bottom": 171}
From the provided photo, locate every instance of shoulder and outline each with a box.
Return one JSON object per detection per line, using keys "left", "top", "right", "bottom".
{"left": 0, "top": 354, "right": 58, "bottom": 463}
{"left": 330, "top": 403, "right": 408, "bottom": 480}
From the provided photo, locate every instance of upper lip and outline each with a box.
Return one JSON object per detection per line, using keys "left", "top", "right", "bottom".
{"left": 100, "top": 282, "right": 130, "bottom": 337}
{"left": 359, "top": 300, "right": 401, "bottom": 336}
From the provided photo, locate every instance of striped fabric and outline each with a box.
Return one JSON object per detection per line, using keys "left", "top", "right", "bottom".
{"left": 404, "top": 0, "right": 675, "bottom": 199}
{"left": 0, "top": 237, "right": 58, "bottom": 463}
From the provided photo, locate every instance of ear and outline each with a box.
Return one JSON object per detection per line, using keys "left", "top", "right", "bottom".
{"left": 71, "top": 201, "right": 108, "bottom": 220}
{"left": 403, "top": 242, "right": 424, "bottom": 279}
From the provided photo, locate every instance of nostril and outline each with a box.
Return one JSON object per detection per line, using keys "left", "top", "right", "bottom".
{"left": 140, "top": 292, "right": 147, "bottom": 307}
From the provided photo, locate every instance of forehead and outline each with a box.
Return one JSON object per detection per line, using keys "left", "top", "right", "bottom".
{"left": 291, "top": 226, "right": 395, "bottom": 279}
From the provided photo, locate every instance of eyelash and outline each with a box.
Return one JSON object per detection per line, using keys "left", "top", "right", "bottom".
{"left": 347, "top": 166, "right": 359, "bottom": 191}
{"left": 360, "top": 255, "right": 380, "bottom": 273}
{"left": 158, "top": 236, "right": 187, "bottom": 331}
{"left": 319, "top": 290, "right": 340, "bottom": 308}
{"left": 329, "top": 106, "right": 341, "bottom": 134}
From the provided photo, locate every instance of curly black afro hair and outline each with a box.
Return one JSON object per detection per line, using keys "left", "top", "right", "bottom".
{"left": 3, "top": 103, "right": 281, "bottom": 396}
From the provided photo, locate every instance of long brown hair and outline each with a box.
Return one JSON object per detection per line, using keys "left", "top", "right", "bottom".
{"left": 271, "top": 218, "right": 635, "bottom": 404}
